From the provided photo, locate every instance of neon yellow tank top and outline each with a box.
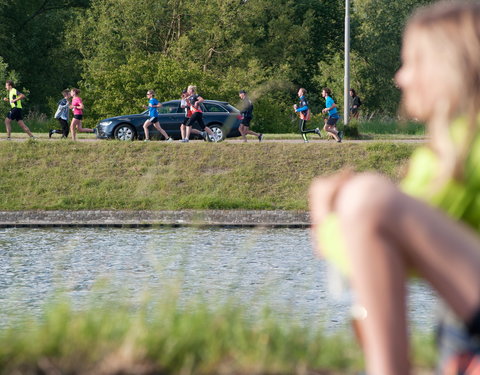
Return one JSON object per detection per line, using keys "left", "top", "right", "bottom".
{"left": 401, "top": 117, "right": 480, "bottom": 232}
{"left": 8, "top": 88, "right": 22, "bottom": 109}
{"left": 317, "top": 117, "right": 480, "bottom": 276}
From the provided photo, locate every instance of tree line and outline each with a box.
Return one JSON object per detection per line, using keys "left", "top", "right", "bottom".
{"left": 0, "top": 0, "right": 433, "bottom": 133}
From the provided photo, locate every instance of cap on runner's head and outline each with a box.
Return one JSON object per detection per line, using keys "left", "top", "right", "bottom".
{"left": 239, "top": 90, "right": 247, "bottom": 94}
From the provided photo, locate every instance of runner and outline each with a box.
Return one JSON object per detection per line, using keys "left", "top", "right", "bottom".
{"left": 49, "top": 89, "right": 70, "bottom": 138}
{"left": 3, "top": 80, "right": 35, "bottom": 140}
{"left": 321, "top": 88, "right": 342, "bottom": 143}
{"left": 179, "top": 89, "right": 205, "bottom": 142}
{"left": 293, "top": 88, "right": 320, "bottom": 143}
{"left": 69, "top": 88, "right": 95, "bottom": 141}
{"left": 238, "top": 90, "right": 263, "bottom": 142}
{"left": 185, "top": 85, "right": 217, "bottom": 142}
{"left": 142, "top": 90, "right": 172, "bottom": 142}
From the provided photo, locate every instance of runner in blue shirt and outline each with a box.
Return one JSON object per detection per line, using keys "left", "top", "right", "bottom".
{"left": 293, "top": 88, "right": 321, "bottom": 142}
{"left": 321, "top": 88, "right": 343, "bottom": 143}
{"left": 142, "top": 90, "right": 172, "bottom": 142}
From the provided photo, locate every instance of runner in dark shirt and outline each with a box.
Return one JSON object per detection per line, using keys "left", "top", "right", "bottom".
{"left": 184, "top": 85, "right": 218, "bottom": 142}
{"left": 238, "top": 90, "right": 263, "bottom": 142}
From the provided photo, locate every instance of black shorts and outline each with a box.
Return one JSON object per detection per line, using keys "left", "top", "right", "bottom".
{"left": 147, "top": 116, "right": 159, "bottom": 124}
{"left": 7, "top": 108, "right": 23, "bottom": 121}
{"left": 181, "top": 116, "right": 190, "bottom": 125}
{"left": 74, "top": 114, "right": 83, "bottom": 120}
{"left": 186, "top": 112, "right": 205, "bottom": 130}
{"left": 241, "top": 117, "right": 252, "bottom": 127}
{"left": 326, "top": 116, "right": 339, "bottom": 126}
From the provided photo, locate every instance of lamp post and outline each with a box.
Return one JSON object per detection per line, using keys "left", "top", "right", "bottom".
{"left": 344, "top": 0, "right": 350, "bottom": 126}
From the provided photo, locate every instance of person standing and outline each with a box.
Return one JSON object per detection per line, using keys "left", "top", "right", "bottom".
{"left": 3, "top": 80, "right": 35, "bottom": 140}
{"left": 238, "top": 90, "right": 263, "bottom": 142}
{"left": 185, "top": 85, "right": 217, "bottom": 142}
{"left": 179, "top": 89, "right": 192, "bottom": 142}
{"left": 69, "top": 88, "right": 94, "bottom": 141}
{"left": 321, "top": 88, "right": 342, "bottom": 143}
{"left": 349, "top": 89, "right": 362, "bottom": 120}
{"left": 49, "top": 89, "right": 71, "bottom": 138}
{"left": 294, "top": 88, "right": 320, "bottom": 143}
{"left": 142, "top": 90, "right": 172, "bottom": 142}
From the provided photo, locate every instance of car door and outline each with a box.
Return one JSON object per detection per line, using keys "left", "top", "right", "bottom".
{"left": 156, "top": 101, "right": 182, "bottom": 139}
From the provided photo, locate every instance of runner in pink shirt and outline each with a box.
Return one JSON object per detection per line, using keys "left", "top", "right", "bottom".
{"left": 69, "top": 88, "right": 94, "bottom": 141}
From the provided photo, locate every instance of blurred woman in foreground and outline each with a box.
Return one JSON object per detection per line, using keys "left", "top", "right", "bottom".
{"left": 309, "top": 2, "right": 480, "bottom": 374}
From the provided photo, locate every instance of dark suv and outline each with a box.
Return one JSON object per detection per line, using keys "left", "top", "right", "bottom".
{"left": 95, "top": 100, "right": 242, "bottom": 141}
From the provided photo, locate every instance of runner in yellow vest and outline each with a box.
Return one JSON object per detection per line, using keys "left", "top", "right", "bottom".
{"left": 3, "top": 80, "right": 35, "bottom": 140}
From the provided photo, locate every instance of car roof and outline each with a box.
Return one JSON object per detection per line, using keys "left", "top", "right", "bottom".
{"left": 163, "top": 99, "right": 230, "bottom": 105}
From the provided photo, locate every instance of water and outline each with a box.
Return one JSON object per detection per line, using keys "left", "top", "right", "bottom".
{"left": 0, "top": 227, "right": 438, "bottom": 331}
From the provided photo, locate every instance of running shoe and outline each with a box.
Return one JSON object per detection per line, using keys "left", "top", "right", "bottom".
{"left": 314, "top": 128, "right": 321, "bottom": 137}
{"left": 48, "top": 130, "right": 54, "bottom": 139}
{"left": 258, "top": 133, "right": 264, "bottom": 142}
{"left": 166, "top": 137, "right": 173, "bottom": 142}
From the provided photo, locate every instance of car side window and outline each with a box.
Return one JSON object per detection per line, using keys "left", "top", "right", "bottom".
{"left": 203, "top": 103, "right": 228, "bottom": 113}
{"left": 158, "top": 102, "right": 179, "bottom": 114}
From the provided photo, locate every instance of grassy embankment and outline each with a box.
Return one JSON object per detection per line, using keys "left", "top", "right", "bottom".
{"left": 0, "top": 139, "right": 417, "bottom": 210}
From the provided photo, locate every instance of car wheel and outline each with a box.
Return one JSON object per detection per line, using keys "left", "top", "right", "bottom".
{"left": 114, "top": 124, "right": 136, "bottom": 141}
{"left": 207, "top": 125, "right": 224, "bottom": 142}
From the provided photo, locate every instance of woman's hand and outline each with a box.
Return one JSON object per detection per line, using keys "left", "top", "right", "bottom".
{"left": 309, "top": 169, "right": 354, "bottom": 255}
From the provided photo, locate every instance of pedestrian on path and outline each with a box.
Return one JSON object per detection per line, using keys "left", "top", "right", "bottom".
{"left": 69, "top": 88, "right": 95, "bottom": 141}
{"left": 321, "top": 88, "right": 342, "bottom": 143}
{"left": 49, "top": 89, "right": 71, "bottom": 138}
{"left": 349, "top": 89, "right": 362, "bottom": 120}
{"left": 142, "top": 90, "right": 172, "bottom": 142}
{"left": 238, "top": 90, "right": 263, "bottom": 142}
{"left": 185, "top": 85, "right": 218, "bottom": 142}
{"left": 3, "top": 80, "right": 35, "bottom": 140}
{"left": 294, "top": 88, "right": 320, "bottom": 143}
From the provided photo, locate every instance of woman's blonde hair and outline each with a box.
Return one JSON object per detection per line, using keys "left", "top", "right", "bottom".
{"left": 187, "top": 85, "right": 197, "bottom": 93}
{"left": 406, "top": 1, "right": 480, "bottom": 180}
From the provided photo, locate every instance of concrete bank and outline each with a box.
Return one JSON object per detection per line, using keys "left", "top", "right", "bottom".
{"left": 0, "top": 210, "right": 310, "bottom": 228}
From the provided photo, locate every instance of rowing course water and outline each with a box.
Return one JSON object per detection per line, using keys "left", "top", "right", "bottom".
{"left": 0, "top": 227, "right": 438, "bottom": 331}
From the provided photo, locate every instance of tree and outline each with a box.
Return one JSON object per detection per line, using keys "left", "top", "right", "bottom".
{"left": 0, "top": 0, "right": 90, "bottom": 113}
{"left": 347, "top": 0, "right": 435, "bottom": 115}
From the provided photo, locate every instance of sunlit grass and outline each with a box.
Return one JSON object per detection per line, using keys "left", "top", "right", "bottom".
{"left": 0, "top": 141, "right": 417, "bottom": 210}
{"left": 0, "top": 292, "right": 437, "bottom": 374}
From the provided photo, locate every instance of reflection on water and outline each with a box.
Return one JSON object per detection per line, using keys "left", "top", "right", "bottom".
{"left": 0, "top": 227, "right": 438, "bottom": 331}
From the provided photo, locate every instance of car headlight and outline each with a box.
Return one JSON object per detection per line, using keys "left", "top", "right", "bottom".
{"left": 99, "top": 121, "right": 113, "bottom": 126}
